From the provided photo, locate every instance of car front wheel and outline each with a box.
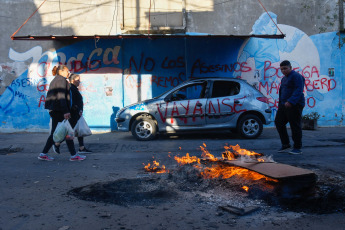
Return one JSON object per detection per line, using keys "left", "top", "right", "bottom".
{"left": 131, "top": 116, "right": 157, "bottom": 141}
{"left": 237, "top": 114, "right": 263, "bottom": 139}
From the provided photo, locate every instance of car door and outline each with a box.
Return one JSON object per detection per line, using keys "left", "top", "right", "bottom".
{"left": 206, "top": 80, "right": 246, "bottom": 125}
{"left": 158, "top": 81, "right": 208, "bottom": 128}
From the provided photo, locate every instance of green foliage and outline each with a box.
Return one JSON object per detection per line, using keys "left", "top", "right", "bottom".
{"left": 302, "top": 112, "right": 320, "bottom": 120}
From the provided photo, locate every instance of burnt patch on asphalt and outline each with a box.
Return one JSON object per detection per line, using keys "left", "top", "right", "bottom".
{"left": 68, "top": 177, "right": 177, "bottom": 206}
{"left": 273, "top": 171, "right": 345, "bottom": 214}
{"left": 0, "top": 146, "right": 23, "bottom": 155}
{"left": 69, "top": 164, "right": 345, "bottom": 214}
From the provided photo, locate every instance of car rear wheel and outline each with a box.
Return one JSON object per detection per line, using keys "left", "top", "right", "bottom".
{"left": 131, "top": 116, "right": 157, "bottom": 141}
{"left": 237, "top": 114, "right": 263, "bottom": 139}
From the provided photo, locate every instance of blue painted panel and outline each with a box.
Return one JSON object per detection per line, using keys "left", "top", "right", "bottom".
{"left": 185, "top": 37, "right": 245, "bottom": 78}
{"left": 122, "top": 38, "right": 186, "bottom": 106}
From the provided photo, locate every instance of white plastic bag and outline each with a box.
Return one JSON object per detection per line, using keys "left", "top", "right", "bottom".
{"left": 74, "top": 116, "right": 92, "bottom": 137}
{"left": 53, "top": 120, "right": 67, "bottom": 142}
{"left": 65, "top": 120, "right": 75, "bottom": 140}
{"left": 53, "top": 120, "right": 75, "bottom": 142}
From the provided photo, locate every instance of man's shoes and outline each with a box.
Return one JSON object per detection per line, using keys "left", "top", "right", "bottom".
{"left": 78, "top": 147, "right": 92, "bottom": 154}
{"left": 289, "top": 148, "right": 302, "bottom": 155}
{"left": 70, "top": 153, "right": 86, "bottom": 161}
{"left": 53, "top": 144, "right": 60, "bottom": 154}
{"left": 38, "top": 153, "right": 54, "bottom": 161}
{"left": 277, "top": 144, "right": 291, "bottom": 153}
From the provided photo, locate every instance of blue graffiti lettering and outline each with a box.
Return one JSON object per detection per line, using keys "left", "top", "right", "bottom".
{"left": 0, "top": 86, "right": 14, "bottom": 111}
{"left": 10, "top": 78, "right": 41, "bottom": 88}
{"left": 15, "top": 91, "right": 29, "bottom": 100}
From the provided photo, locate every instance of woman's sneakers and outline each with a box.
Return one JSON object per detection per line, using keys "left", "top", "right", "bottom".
{"left": 70, "top": 153, "right": 86, "bottom": 161}
{"left": 38, "top": 153, "right": 54, "bottom": 161}
{"left": 38, "top": 153, "right": 86, "bottom": 161}
{"left": 78, "top": 147, "right": 92, "bottom": 154}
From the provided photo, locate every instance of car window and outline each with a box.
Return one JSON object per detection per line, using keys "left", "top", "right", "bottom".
{"left": 170, "top": 82, "right": 207, "bottom": 101}
{"left": 211, "top": 81, "right": 240, "bottom": 98}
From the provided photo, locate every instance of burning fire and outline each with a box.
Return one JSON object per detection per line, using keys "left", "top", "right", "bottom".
{"left": 174, "top": 153, "right": 200, "bottom": 165}
{"left": 143, "top": 160, "right": 169, "bottom": 174}
{"left": 222, "top": 144, "right": 263, "bottom": 160}
{"left": 201, "top": 164, "right": 277, "bottom": 182}
{"left": 200, "top": 143, "right": 218, "bottom": 161}
{"left": 242, "top": 186, "right": 249, "bottom": 192}
{"left": 144, "top": 144, "right": 277, "bottom": 185}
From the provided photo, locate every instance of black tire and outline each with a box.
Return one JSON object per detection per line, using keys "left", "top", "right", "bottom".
{"left": 131, "top": 116, "right": 157, "bottom": 141}
{"left": 230, "top": 128, "right": 238, "bottom": 134}
{"left": 237, "top": 114, "right": 263, "bottom": 139}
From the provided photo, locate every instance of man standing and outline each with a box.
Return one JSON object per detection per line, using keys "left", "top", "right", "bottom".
{"left": 275, "top": 60, "right": 305, "bottom": 155}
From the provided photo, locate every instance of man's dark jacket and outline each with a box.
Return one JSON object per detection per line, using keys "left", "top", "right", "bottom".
{"left": 279, "top": 70, "right": 305, "bottom": 107}
{"left": 45, "top": 75, "right": 71, "bottom": 113}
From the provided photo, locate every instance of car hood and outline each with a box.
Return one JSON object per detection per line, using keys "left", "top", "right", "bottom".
{"left": 121, "top": 98, "right": 159, "bottom": 111}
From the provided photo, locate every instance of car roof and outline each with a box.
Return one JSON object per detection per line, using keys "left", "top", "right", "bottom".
{"left": 184, "top": 77, "right": 248, "bottom": 83}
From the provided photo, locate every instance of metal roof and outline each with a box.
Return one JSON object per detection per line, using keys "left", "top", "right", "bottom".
{"left": 11, "top": 34, "right": 285, "bottom": 41}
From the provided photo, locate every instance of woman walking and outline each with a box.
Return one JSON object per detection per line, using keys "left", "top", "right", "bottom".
{"left": 38, "top": 65, "right": 86, "bottom": 161}
{"left": 69, "top": 73, "right": 92, "bottom": 154}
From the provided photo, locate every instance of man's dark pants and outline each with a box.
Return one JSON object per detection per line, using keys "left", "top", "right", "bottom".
{"left": 275, "top": 104, "right": 304, "bottom": 149}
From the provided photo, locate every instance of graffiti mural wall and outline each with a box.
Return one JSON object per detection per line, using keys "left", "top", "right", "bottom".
{"left": 0, "top": 37, "right": 244, "bottom": 132}
{"left": 235, "top": 12, "right": 344, "bottom": 126}
{"left": 0, "top": 12, "right": 344, "bottom": 132}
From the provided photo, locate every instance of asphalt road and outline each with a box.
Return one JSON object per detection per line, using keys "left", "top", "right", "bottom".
{"left": 0, "top": 127, "right": 345, "bottom": 230}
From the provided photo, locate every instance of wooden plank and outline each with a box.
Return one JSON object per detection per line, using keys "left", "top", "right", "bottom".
{"left": 224, "top": 160, "right": 316, "bottom": 180}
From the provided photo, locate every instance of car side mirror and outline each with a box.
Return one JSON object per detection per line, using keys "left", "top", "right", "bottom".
{"left": 164, "top": 95, "right": 172, "bottom": 102}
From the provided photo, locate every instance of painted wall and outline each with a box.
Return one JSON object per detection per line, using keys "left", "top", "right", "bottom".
{"left": 0, "top": 37, "right": 245, "bottom": 132}
{"left": 1, "top": 11, "right": 344, "bottom": 132}
{"left": 234, "top": 12, "right": 345, "bottom": 126}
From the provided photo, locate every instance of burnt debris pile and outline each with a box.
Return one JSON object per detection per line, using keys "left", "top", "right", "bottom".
{"left": 69, "top": 162, "right": 345, "bottom": 214}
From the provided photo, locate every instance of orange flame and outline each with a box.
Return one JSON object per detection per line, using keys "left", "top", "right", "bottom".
{"left": 229, "top": 144, "right": 263, "bottom": 157}
{"left": 145, "top": 144, "right": 276, "bottom": 184}
{"left": 174, "top": 153, "right": 201, "bottom": 165}
{"left": 242, "top": 186, "right": 249, "bottom": 192}
{"left": 200, "top": 164, "right": 278, "bottom": 182}
{"left": 200, "top": 143, "right": 218, "bottom": 161}
{"left": 222, "top": 144, "right": 263, "bottom": 161}
{"left": 143, "top": 160, "right": 169, "bottom": 174}
{"left": 173, "top": 144, "right": 277, "bottom": 182}
{"left": 222, "top": 148, "right": 237, "bottom": 160}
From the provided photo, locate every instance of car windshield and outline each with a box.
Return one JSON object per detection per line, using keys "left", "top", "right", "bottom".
{"left": 152, "top": 80, "right": 207, "bottom": 99}
{"left": 152, "top": 88, "right": 174, "bottom": 99}
{"left": 170, "top": 82, "right": 207, "bottom": 101}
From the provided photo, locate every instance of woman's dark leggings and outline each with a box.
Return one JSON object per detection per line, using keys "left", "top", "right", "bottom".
{"left": 42, "top": 111, "right": 76, "bottom": 155}
{"left": 78, "top": 137, "right": 84, "bottom": 147}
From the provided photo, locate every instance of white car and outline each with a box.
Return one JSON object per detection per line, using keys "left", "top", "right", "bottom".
{"left": 116, "top": 78, "right": 272, "bottom": 140}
